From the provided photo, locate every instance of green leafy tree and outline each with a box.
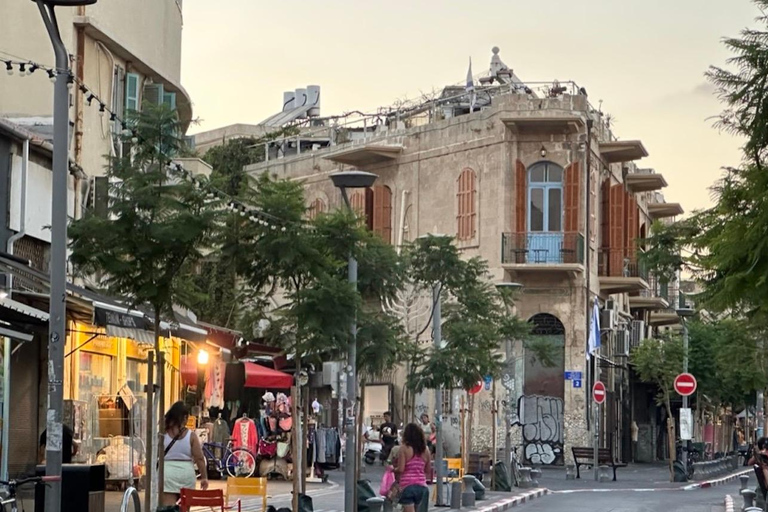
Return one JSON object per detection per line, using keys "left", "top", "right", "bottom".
{"left": 631, "top": 335, "right": 685, "bottom": 480}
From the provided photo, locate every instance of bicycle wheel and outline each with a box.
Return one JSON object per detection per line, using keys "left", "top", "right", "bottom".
{"left": 225, "top": 449, "right": 257, "bottom": 478}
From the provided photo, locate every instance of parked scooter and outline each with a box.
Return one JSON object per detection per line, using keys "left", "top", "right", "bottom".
{"left": 364, "top": 438, "right": 383, "bottom": 465}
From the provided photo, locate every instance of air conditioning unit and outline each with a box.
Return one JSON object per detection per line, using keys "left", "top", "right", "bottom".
{"left": 606, "top": 298, "right": 617, "bottom": 311}
{"left": 630, "top": 320, "right": 646, "bottom": 347}
{"left": 615, "top": 330, "right": 630, "bottom": 357}
{"left": 600, "top": 309, "right": 617, "bottom": 331}
{"left": 323, "top": 361, "right": 342, "bottom": 388}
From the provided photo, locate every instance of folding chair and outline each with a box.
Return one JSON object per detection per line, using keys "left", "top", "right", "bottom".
{"left": 179, "top": 488, "right": 241, "bottom": 512}
{"left": 226, "top": 477, "right": 268, "bottom": 512}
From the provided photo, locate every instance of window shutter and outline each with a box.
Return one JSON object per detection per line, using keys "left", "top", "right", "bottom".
{"left": 125, "top": 73, "right": 140, "bottom": 112}
{"left": 456, "top": 168, "right": 476, "bottom": 241}
{"left": 609, "top": 184, "right": 625, "bottom": 276}
{"left": 601, "top": 179, "right": 611, "bottom": 248}
{"left": 372, "top": 185, "right": 393, "bottom": 244}
{"left": 143, "top": 84, "right": 164, "bottom": 106}
{"left": 624, "top": 192, "right": 639, "bottom": 257}
{"left": 564, "top": 162, "right": 580, "bottom": 233}
{"left": 515, "top": 160, "right": 526, "bottom": 233}
{"left": 364, "top": 188, "right": 374, "bottom": 231}
{"left": 163, "top": 91, "right": 177, "bottom": 111}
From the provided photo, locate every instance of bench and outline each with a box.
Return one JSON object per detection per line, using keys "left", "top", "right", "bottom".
{"left": 572, "top": 447, "right": 627, "bottom": 481}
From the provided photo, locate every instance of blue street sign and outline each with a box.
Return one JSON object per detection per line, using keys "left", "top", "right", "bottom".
{"left": 573, "top": 371, "right": 582, "bottom": 380}
{"left": 484, "top": 376, "right": 492, "bottom": 390}
{"left": 564, "top": 371, "right": 573, "bottom": 380}
{"left": 573, "top": 379, "right": 583, "bottom": 388}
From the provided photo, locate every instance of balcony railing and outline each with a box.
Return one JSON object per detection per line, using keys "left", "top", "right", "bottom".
{"left": 598, "top": 248, "right": 648, "bottom": 280}
{"left": 501, "top": 232, "right": 585, "bottom": 265}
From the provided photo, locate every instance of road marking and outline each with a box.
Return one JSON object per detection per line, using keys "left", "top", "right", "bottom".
{"left": 725, "top": 494, "right": 734, "bottom": 512}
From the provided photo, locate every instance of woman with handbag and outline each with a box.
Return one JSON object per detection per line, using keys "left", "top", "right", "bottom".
{"left": 394, "top": 423, "right": 432, "bottom": 512}
{"left": 162, "top": 401, "right": 209, "bottom": 507}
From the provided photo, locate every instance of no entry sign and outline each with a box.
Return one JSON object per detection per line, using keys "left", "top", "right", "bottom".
{"left": 593, "top": 381, "right": 606, "bottom": 405}
{"left": 674, "top": 373, "right": 697, "bottom": 397}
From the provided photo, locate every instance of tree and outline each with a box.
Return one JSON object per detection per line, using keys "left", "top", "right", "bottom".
{"left": 631, "top": 335, "right": 685, "bottom": 480}
{"left": 68, "top": 103, "right": 217, "bottom": 499}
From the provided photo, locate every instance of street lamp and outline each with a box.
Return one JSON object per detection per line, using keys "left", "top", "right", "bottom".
{"left": 495, "top": 282, "right": 523, "bottom": 479}
{"left": 330, "top": 170, "right": 377, "bottom": 512}
{"left": 33, "top": 3, "right": 97, "bottom": 512}
{"left": 676, "top": 305, "right": 695, "bottom": 475}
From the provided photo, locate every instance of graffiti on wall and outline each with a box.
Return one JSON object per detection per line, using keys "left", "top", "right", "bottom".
{"left": 514, "top": 395, "right": 564, "bottom": 465}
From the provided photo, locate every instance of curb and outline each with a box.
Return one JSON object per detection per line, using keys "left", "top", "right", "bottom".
{"left": 682, "top": 468, "right": 752, "bottom": 491}
{"left": 471, "top": 489, "right": 550, "bottom": 512}
{"left": 724, "top": 494, "right": 735, "bottom": 512}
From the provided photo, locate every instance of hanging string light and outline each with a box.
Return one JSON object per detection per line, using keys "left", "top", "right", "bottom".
{"left": 0, "top": 53, "right": 304, "bottom": 233}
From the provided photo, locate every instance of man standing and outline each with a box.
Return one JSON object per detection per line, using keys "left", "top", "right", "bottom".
{"left": 379, "top": 411, "right": 398, "bottom": 461}
{"left": 420, "top": 414, "right": 436, "bottom": 454}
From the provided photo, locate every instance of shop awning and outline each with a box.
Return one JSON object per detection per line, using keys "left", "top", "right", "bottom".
{"left": 93, "top": 301, "right": 155, "bottom": 344}
{"left": 244, "top": 362, "right": 293, "bottom": 389}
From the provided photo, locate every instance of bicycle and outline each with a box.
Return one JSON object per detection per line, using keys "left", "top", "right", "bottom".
{"left": 200, "top": 440, "right": 257, "bottom": 478}
{"left": 0, "top": 475, "right": 60, "bottom": 512}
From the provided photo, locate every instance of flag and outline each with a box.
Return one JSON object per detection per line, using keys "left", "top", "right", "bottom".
{"left": 587, "top": 297, "right": 601, "bottom": 359}
{"left": 466, "top": 58, "right": 476, "bottom": 112}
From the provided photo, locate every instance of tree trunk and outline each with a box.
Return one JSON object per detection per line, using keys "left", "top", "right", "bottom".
{"left": 665, "top": 392, "right": 675, "bottom": 482}
{"left": 154, "top": 306, "right": 165, "bottom": 507}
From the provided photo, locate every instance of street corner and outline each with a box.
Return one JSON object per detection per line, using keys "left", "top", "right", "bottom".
{"left": 682, "top": 468, "right": 753, "bottom": 491}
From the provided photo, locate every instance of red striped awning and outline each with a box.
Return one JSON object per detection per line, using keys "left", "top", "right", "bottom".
{"left": 243, "top": 362, "right": 293, "bottom": 389}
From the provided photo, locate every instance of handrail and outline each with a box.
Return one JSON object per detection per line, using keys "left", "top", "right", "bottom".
{"left": 120, "top": 486, "right": 141, "bottom": 512}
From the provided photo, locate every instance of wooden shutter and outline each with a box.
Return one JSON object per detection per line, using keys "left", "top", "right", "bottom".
{"left": 457, "top": 169, "right": 476, "bottom": 240}
{"left": 625, "top": 192, "right": 639, "bottom": 260}
{"left": 373, "top": 185, "right": 393, "bottom": 243}
{"left": 609, "top": 184, "right": 625, "bottom": 276}
{"left": 601, "top": 179, "right": 611, "bottom": 248}
{"left": 564, "top": 162, "right": 581, "bottom": 233}
{"left": 350, "top": 192, "right": 366, "bottom": 215}
{"left": 143, "top": 83, "right": 164, "bottom": 106}
{"left": 515, "top": 160, "right": 526, "bottom": 233}
{"left": 125, "top": 73, "right": 140, "bottom": 112}
{"left": 365, "top": 188, "right": 374, "bottom": 231}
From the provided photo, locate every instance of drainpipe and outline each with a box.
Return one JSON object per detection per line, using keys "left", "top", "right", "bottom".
{"left": 6, "top": 138, "right": 29, "bottom": 286}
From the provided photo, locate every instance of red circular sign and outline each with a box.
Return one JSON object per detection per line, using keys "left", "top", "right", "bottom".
{"left": 674, "top": 373, "right": 697, "bottom": 397}
{"left": 593, "top": 381, "right": 606, "bottom": 404}
{"left": 468, "top": 381, "right": 483, "bottom": 395}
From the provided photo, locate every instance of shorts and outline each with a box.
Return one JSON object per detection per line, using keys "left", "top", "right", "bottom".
{"left": 399, "top": 484, "right": 428, "bottom": 506}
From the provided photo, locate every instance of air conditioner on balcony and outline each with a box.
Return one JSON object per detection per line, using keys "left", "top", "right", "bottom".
{"left": 615, "top": 330, "right": 630, "bottom": 357}
{"left": 600, "top": 309, "right": 617, "bottom": 331}
{"left": 606, "top": 298, "right": 617, "bottom": 311}
{"left": 630, "top": 320, "right": 646, "bottom": 347}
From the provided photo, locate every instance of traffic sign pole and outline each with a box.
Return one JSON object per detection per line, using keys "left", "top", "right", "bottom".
{"left": 592, "top": 381, "right": 606, "bottom": 481}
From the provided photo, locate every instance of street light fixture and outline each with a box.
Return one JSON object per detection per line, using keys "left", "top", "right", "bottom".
{"left": 676, "top": 305, "right": 696, "bottom": 476}
{"left": 330, "top": 169, "right": 378, "bottom": 512}
{"left": 33, "top": 3, "right": 98, "bottom": 512}
{"left": 495, "top": 282, "right": 524, "bottom": 480}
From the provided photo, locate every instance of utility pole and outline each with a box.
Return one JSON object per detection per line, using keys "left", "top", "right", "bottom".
{"left": 681, "top": 318, "right": 689, "bottom": 471}
{"left": 34, "top": 3, "right": 96, "bottom": 512}
{"left": 433, "top": 283, "right": 445, "bottom": 506}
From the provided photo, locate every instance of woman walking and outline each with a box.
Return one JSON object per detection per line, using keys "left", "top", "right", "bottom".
{"left": 395, "top": 423, "right": 432, "bottom": 512}
{"left": 162, "top": 401, "right": 208, "bottom": 507}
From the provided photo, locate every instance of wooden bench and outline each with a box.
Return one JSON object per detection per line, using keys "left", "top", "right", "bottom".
{"left": 572, "top": 447, "right": 627, "bottom": 481}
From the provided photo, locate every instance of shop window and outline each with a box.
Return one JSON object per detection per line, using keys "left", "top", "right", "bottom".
{"left": 457, "top": 168, "right": 477, "bottom": 241}
{"left": 78, "top": 352, "right": 113, "bottom": 403}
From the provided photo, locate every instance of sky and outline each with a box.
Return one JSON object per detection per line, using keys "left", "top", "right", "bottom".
{"left": 181, "top": 0, "right": 759, "bottom": 212}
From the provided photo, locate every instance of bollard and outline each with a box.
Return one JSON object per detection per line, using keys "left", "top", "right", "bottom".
{"left": 367, "top": 497, "right": 385, "bottom": 512}
{"left": 450, "top": 481, "right": 463, "bottom": 510}
{"left": 566, "top": 465, "right": 576, "bottom": 480}
{"left": 741, "top": 474, "right": 750, "bottom": 490}
{"left": 530, "top": 468, "right": 542, "bottom": 487}
{"left": 742, "top": 488, "right": 757, "bottom": 510}
{"left": 518, "top": 467, "right": 533, "bottom": 488}
{"left": 745, "top": 508, "right": 763, "bottom": 512}
{"left": 462, "top": 476, "right": 476, "bottom": 508}
{"left": 598, "top": 465, "right": 611, "bottom": 483}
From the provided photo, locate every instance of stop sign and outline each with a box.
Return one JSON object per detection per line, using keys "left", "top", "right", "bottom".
{"left": 593, "top": 381, "right": 606, "bottom": 405}
{"left": 674, "top": 373, "right": 697, "bottom": 396}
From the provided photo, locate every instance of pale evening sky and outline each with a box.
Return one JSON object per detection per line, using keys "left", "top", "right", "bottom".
{"left": 181, "top": 0, "right": 759, "bottom": 212}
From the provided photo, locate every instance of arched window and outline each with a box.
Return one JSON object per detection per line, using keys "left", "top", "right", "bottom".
{"left": 307, "top": 198, "right": 326, "bottom": 220}
{"left": 457, "top": 168, "right": 477, "bottom": 241}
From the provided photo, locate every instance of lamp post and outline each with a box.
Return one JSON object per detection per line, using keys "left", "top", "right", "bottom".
{"left": 330, "top": 170, "right": 378, "bottom": 512}
{"left": 495, "top": 282, "right": 523, "bottom": 481}
{"left": 33, "top": 3, "right": 96, "bottom": 512}
{"left": 676, "top": 306, "right": 695, "bottom": 473}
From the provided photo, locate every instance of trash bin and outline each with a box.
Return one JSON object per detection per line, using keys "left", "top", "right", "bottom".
{"left": 35, "top": 464, "right": 106, "bottom": 512}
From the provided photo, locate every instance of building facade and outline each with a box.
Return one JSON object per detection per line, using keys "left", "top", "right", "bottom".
{"left": 244, "top": 51, "right": 685, "bottom": 464}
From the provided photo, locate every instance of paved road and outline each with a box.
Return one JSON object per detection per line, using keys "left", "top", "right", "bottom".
{"left": 521, "top": 482, "right": 738, "bottom": 512}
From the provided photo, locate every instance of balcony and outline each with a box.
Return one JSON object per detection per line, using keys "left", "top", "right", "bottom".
{"left": 598, "top": 248, "right": 650, "bottom": 293}
{"left": 501, "top": 232, "right": 585, "bottom": 274}
{"left": 629, "top": 274, "right": 671, "bottom": 310}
